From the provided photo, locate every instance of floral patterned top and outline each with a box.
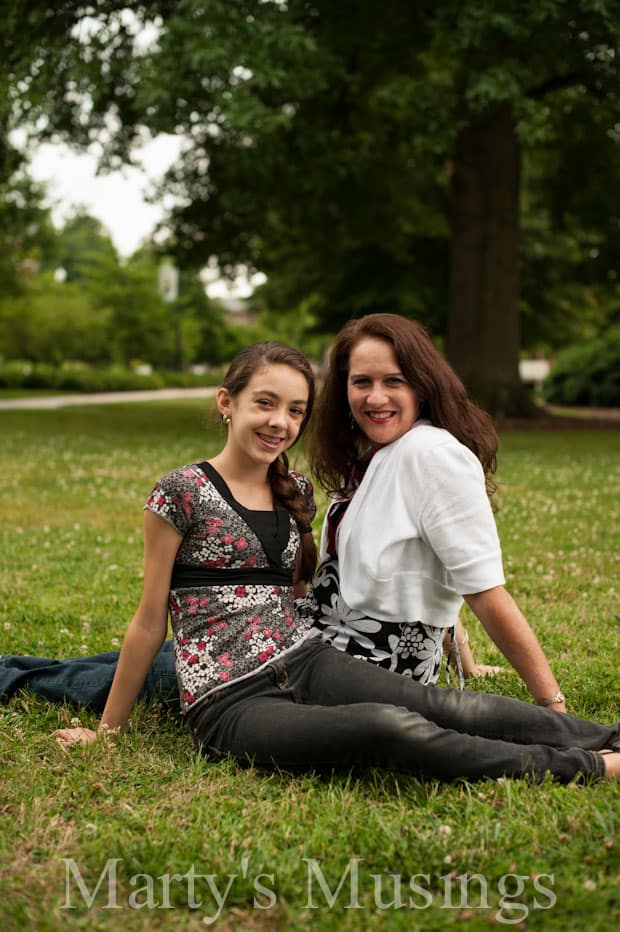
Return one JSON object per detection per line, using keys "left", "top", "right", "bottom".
{"left": 145, "top": 462, "right": 316, "bottom": 714}
{"left": 308, "top": 550, "right": 446, "bottom": 684}
{"left": 301, "top": 462, "right": 447, "bottom": 685}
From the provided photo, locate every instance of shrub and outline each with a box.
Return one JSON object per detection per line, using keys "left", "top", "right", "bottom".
{"left": 0, "top": 360, "right": 48, "bottom": 389}
{"left": 159, "top": 368, "right": 224, "bottom": 388}
{"left": 0, "top": 360, "right": 222, "bottom": 393}
{"left": 542, "top": 327, "right": 620, "bottom": 407}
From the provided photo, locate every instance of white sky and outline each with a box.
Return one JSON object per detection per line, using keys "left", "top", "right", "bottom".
{"left": 25, "top": 135, "right": 262, "bottom": 299}
{"left": 27, "top": 134, "right": 180, "bottom": 257}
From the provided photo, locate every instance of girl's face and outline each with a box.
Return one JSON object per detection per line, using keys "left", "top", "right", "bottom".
{"left": 218, "top": 363, "right": 310, "bottom": 467}
{"left": 347, "top": 337, "right": 420, "bottom": 448}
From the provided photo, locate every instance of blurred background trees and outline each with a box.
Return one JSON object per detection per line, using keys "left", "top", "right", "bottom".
{"left": 2, "top": 1, "right": 619, "bottom": 411}
{"left": 0, "top": 203, "right": 238, "bottom": 373}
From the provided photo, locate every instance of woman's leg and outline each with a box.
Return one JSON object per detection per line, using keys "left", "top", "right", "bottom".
{"left": 0, "top": 642, "right": 178, "bottom": 710}
{"left": 192, "top": 657, "right": 604, "bottom": 783}
{"left": 296, "top": 641, "right": 620, "bottom": 752}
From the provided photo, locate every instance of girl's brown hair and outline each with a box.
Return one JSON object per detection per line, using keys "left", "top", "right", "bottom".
{"left": 310, "top": 314, "right": 498, "bottom": 498}
{"left": 221, "top": 341, "right": 317, "bottom": 581}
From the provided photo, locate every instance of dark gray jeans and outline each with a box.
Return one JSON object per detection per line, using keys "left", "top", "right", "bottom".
{"left": 190, "top": 640, "right": 618, "bottom": 783}
{"left": 2, "top": 640, "right": 618, "bottom": 782}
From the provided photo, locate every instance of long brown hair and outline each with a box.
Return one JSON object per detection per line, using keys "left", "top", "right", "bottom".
{"left": 309, "top": 314, "right": 498, "bottom": 498}
{"left": 221, "top": 341, "right": 317, "bottom": 581}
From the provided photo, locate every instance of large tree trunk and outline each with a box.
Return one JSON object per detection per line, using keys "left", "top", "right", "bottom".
{"left": 447, "top": 103, "right": 538, "bottom": 417}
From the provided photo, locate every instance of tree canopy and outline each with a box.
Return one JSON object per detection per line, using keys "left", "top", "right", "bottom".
{"left": 5, "top": 1, "right": 620, "bottom": 412}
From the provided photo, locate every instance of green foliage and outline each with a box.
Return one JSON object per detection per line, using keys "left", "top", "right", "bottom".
{"left": 51, "top": 212, "right": 120, "bottom": 283}
{"left": 0, "top": 277, "right": 112, "bottom": 363}
{"left": 84, "top": 250, "right": 179, "bottom": 368}
{"left": 4, "top": 1, "right": 620, "bottom": 411}
{"left": 519, "top": 87, "right": 620, "bottom": 352}
{"left": 0, "top": 207, "right": 243, "bottom": 369}
{"left": 249, "top": 294, "right": 334, "bottom": 361}
{"left": 0, "top": 3, "right": 133, "bottom": 291}
{"left": 542, "top": 327, "right": 620, "bottom": 406}
{"left": 38, "top": 0, "right": 613, "bottom": 339}
{"left": 0, "top": 174, "right": 59, "bottom": 296}
{"left": 0, "top": 360, "right": 226, "bottom": 393}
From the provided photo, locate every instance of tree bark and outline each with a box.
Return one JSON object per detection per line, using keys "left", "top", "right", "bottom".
{"left": 447, "top": 103, "right": 538, "bottom": 417}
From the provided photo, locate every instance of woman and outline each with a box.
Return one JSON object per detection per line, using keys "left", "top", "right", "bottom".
{"left": 7, "top": 340, "right": 620, "bottom": 783}
{"left": 305, "top": 313, "right": 564, "bottom": 706}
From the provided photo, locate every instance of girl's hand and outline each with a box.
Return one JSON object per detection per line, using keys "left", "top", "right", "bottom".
{"left": 52, "top": 727, "right": 98, "bottom": 747}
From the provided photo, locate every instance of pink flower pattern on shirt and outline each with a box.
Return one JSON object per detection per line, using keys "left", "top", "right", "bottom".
{"left": 145, "top": 463, "right": 316, "bottom": 713}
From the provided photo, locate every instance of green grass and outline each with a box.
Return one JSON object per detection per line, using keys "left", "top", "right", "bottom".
{"left": 1, "top": 403, "right": 619, "bottom": 930}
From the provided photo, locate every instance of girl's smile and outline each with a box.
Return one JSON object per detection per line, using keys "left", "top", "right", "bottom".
{"left": 220, "top": 364, "right": 309, "bottom": 467}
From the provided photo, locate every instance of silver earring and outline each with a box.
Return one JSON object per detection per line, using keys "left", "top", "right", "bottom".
{"left": 348, "top": 410, "right": 356, "bottom": 430}
{"left": 222, "top": 414, "right": 231, "bottom": 425}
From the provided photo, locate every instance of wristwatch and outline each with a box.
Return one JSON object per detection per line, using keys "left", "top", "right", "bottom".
{"left": 537, "top": 690, "right": 565, "bottom": 707}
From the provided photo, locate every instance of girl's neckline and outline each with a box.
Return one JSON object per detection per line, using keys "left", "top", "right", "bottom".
{"left": 199, "top": 461, "right": 289, "bottom": 568}
{"left": 200, "top": 460, "right": 278, "bottom": 515}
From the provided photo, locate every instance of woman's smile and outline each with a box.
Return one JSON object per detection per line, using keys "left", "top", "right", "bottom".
{"left": 347, "top": 337, "right": 420, "bottom": 447}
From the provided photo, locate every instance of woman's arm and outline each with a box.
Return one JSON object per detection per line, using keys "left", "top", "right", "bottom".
{"left": 54, "top": 511, "right": 182, "bottom": 746}
{"left": 464, "top": 585, "right": 566, "bottom": 712}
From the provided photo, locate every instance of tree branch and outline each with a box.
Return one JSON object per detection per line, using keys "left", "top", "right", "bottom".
{"left": 527, "top": 72, "right": 584, "bottom": 100}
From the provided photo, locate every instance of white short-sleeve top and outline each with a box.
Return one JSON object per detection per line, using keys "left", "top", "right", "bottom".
{"left": 332, "top": 422, "right": 505, "bottom": 629}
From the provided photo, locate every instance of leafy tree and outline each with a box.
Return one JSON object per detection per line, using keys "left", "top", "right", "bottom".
{"left": 0, "top": 275, "right": 111, "bottom": 363}
{"left": 1, "top": 2, "right": 130, "bottom": 296}
{"left": 9, "top": 1, "right": 620, "bottom": 412}
{"left": 519, "top": 89, "right": 620, "bottom": 351}
{"left": 0, "top": 174, "right": 58, "bottom": 298}
{"left": 52, "top": 212, "right": 120, "bottom": 282}
{"left": 175, "top": 272, "right": 242, "bottom": 366}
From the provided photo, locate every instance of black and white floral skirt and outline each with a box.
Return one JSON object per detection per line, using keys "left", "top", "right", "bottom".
{"left": 296, "top": 559, "right": 448, "bottom": 684}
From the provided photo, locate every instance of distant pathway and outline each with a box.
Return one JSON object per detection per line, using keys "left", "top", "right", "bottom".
{"left": 0, "top": 386, "right": 218, "bottom": 410}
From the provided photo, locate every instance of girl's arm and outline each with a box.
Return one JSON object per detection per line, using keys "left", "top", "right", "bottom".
{"left": 464, "top": 585, "right": 566, "bottom": 712}
{"left": 54, "top": 511, "right": 182, "bottom": 746}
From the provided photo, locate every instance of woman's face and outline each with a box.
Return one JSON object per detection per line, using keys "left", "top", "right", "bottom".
{"left": 346, "top": 337, "right": 420, "bottom": 448}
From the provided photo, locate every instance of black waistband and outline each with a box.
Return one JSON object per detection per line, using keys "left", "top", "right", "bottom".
{"left": 170, "top": 563, "right": 293, "bottom": 589}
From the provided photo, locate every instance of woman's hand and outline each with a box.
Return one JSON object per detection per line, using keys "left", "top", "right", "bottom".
{"left": 465, "top": 663, "right": 505, "bottom": 679}
{"left": 52, "top": 727, "right": 98, "bottom": 748}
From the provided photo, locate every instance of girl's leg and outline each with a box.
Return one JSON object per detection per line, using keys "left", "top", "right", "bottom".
{"left": 295, "top": 641, "right": 620, "bottom": 752}
{"left": 193, "top": 661, "right": 604, "bottom": 783}
{"left": 0, "top": 642, "right": 178, "bottom": 710}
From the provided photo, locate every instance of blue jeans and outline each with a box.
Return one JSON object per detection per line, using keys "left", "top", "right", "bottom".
{"left": 2, "top": 640, "right": 618, "bottom": 782}
{"left": 189, "top": 640, "right": 617, "bottom": 783}
{"left": 0, "top": 641, "right": 178, "bottom": 711}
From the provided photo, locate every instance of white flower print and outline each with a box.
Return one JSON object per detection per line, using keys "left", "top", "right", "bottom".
{"left": 387, "top": 623, "right": 443, "bottom": 685}
{"left": 318, "top": 592, "right": 382, "bottom": 652}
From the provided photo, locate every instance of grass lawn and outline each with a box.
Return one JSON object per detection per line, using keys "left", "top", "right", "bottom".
{"left": 0, "top": 401, "right": 619, "bottom": 930}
